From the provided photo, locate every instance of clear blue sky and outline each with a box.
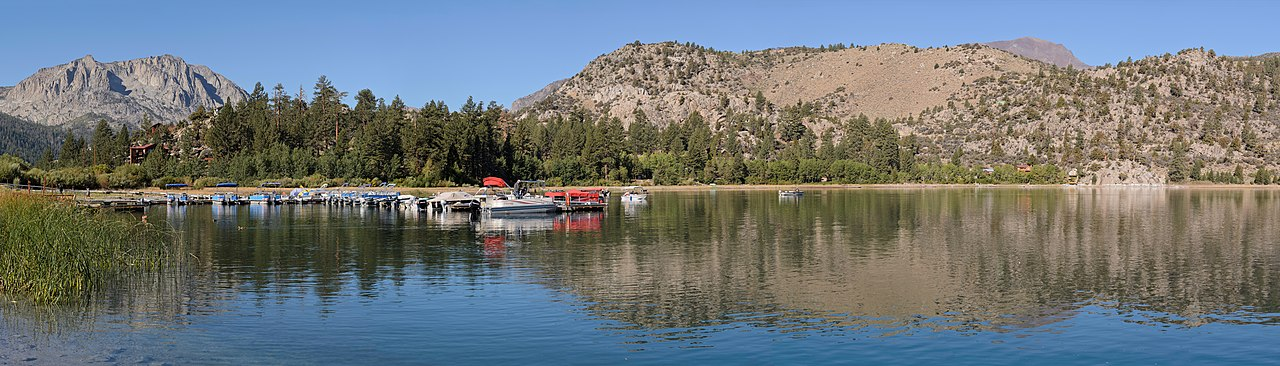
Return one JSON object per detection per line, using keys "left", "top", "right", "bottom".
{"left": 2, "top": 0, "right": 1276, "bottom": 109}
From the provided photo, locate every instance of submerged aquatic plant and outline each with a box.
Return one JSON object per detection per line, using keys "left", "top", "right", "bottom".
{"left": 0, "top": 192, "right": 169, "bottom": 303}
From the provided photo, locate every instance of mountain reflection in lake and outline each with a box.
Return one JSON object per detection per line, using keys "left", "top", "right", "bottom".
{"left": 3, "top": 188, "right": 1280, "bottom": 365}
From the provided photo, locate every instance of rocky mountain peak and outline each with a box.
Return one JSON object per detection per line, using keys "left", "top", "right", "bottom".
{"left": 984, "top": 37, "right": 1089, "bottom": 69}
{"left": 0, "top": 54, "right": 246, "bottom": 129}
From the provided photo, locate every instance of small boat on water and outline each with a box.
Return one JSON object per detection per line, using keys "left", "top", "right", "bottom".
{"left": 420, "top": 191, "right": 479, "bottom": 211}
{"left": 479, "top": 178, "right": 558, "bottom": 214}
{"left": 620, "top": 186, "right": 648, "bottom": 202}
{"left": 247, "top": 192, "right": 282, "bottom": 204}
{"left": 545, "top": 188, "right": 608, "bottom": 211}
{"left": 397, "top": 194, "right": 417, "bottom": 209}
{"left": 211, "top": 192, "right": 242, "bottom": 205}
{"left": 357, "top": 191, "right": 400, "bottom": 206}
{"left": 287, "top": 188, "right": 326, "bottom": 204}
{"left": 165, "top": 193, "right": 190, "bottom": 205}
{"left": 779, "top": 188, "right": 804, "bottom": 197}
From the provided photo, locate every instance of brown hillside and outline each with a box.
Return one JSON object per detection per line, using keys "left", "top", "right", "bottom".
{"left": 521, "top": 41, "right": 1280, "bottom": 184}
{"left": 521, "top": 42, "right": 1044, "bottom": 129}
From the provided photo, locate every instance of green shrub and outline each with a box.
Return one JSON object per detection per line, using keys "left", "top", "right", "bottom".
{"left": 105, "top": 164, "right": 147, "bottom": 188}
{"left": 42, "top": 167, "right": 99, "bottom": 189}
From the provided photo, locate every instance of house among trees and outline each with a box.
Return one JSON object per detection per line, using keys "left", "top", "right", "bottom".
{"left": 129, "top": 143, "right": 156, "bottom": 164}
{"left": 1016, "top": 164, "right": 1033, "bottom": 173}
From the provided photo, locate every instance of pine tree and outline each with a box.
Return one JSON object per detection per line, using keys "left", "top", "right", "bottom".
{"left": 58, "top": 131, "right": 84, "bottom": 167}
{"left": 36, "top": 147, "right": 54, "bottom": 169}
{"left": 1167, "top": 137, "right": 1189, "bottom": 182}
{"left": 206, "top": 102, "right": 244, "bottom": 157}
{"left": 628, "top": 109, "right": 658, "bottom": 154}
{"left": 89, "top": 120, "right": 115, "bottom": 167}
{"left": 683, "top": 112, "right": 713, "bottom": 179}
{"left": 870, "top": 119, "right": 900, "bottom": 171}
{"left": 114, "top": 124, "right": 131, "bottom": 164}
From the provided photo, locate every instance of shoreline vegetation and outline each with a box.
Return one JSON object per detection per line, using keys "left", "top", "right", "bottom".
{"left": 5, "top": 73, "right": 1275, "bottom": 192}
{"left": 0, "top": 192, "right": 169, "bottom": 304}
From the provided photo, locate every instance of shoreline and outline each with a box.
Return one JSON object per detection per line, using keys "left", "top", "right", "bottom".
{"left": 25, "top": 182, "right": 1279, "bottom": 199}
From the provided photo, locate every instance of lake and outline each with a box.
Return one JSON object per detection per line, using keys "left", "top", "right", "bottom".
{"left": 4, "top": 188, "right": 1280, "bottom": 365}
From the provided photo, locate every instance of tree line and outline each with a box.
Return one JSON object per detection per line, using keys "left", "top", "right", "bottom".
{"left": 5, "top": 76, "right": 1078, "bottom": 189}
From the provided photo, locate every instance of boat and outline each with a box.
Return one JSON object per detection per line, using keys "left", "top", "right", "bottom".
{"left": 779, "top": 188, "right": 804, "bottom": 197}
{"left": 420, "top": 191, "right": 479, "bottom": 211}
{"left": 247, "top": 192, "right": 282, "bottom": 204}
{"left": 165, "top": 193, "right": 190, "bottom": 205}
{"left": 545, "top": 188, "right": 608, "bottom": 211}
{"left": 474, "top": 176, "right": 509, "bottom": 201}
{"left": 620, "top": 186, "right": 649, "bottom": 202}
{"left": 211, "top": 192, "right": 242, "bottom": 205}
{"left": 773, "top": 188, "right": 803, "bottom": 197}
{"left": 288, "top": 188, "right": 326, "bottom": 204}
{"left": 397, "top": 194, "right": 417, "bottom": 209}
{"left": 479, "top": 179, "right": 558, "bottom": 214}
{"left": 357, "top": 191, "right": 400, "bottom": 206}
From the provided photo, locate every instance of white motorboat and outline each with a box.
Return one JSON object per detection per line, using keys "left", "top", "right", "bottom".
{"left": 620, "top": 186, "right": 649, "bottom": 202}
{"left": 779, "top": 189, "right": 804, "bottom": 197}
{"left": 478, "top": 178, "right": 558, "bottom": 214}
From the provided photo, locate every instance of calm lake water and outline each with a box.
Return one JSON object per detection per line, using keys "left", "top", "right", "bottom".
{"left": 4, "top": 188, "right": 1280, "bottom": 365}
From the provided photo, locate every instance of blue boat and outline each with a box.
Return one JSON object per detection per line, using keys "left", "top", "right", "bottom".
{"left": 247, "top": 192, "right": 281, "bottom": 204}
{"left": 165, "top": 193, "right": 190, "bottom": 205}
{"left": 214, "top": 182, "right": 239, "bottom": 188}
{"left": 357, "top": 191, "right": 400, "bottom": 206}
{"left": 211, "top": 192, "right": 241, "bottom": 205}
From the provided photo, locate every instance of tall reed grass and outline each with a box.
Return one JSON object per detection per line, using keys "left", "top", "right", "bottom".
{"left": 0, "top": 191, "right": 168, "bottom": 303}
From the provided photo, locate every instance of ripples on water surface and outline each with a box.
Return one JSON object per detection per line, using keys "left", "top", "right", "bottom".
{"left": 4, "top": 188, "right": 1280, "bottom": 364}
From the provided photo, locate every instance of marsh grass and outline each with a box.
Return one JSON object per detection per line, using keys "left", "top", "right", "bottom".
{"left": 0, "top": 191, "right": 169, "bottom": 303}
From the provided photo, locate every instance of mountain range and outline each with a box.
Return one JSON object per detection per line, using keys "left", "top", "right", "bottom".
{"left": 983, "top": 36, "right": 1089, "bottom": 69}
{"left": 514, "top": 39, "right": 1278, "bottom": 184}
{"left": 3, "top": 37, "right": 1277, "bottom": 185}
{"left": 0, "top": 54, "right": 246, "bottom": 131}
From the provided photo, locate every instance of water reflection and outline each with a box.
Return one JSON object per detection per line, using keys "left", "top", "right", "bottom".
{"left": 4, "top": 188, "right": 1280, "bottom": 362}
{"left": 518, "top": 188, "right": 1280, "bottom": 335}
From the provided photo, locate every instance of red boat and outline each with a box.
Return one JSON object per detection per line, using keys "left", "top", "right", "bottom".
{"left": 544, "top": 188, "right": 608, "bottom": 211}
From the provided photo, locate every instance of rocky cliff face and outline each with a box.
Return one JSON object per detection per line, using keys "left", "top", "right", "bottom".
{"left": 511, "top": 78, "right": 568, "bottom": 112}
{"left": 0, "top": 54, "right": 246, "bottom": 128}
{"left": 984, "top": 37, "right": 1089, "bottom": 69}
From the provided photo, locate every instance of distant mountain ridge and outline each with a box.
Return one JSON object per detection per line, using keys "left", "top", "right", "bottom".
{"left": 0, "top": 112, "right": 61, "bottom": 161}
{"left": 518, "top": 41, "right": 1041, "bottom": 128}
{"left": 518, "top": 40, "right": 1280, "bottom": 184}
{"left": 0, "top": 54, "right": 247, "bottom": 129}
{"left": 512, "top": 78, "right": 568, "bottom": 111}
{"left": 512, "top": 37, "right": 1092, "bottom": 117}
{"left": 983, "top": 37, "right": 1089, "bottom": 68}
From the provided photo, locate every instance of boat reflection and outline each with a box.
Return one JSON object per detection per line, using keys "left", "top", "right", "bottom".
{"left": 483, "top": 234, "right": 507, "bottom": 259}
{"left": 474, "top": 213, "right": 556, "bottom": 234}
{"left": 553, "top": 212, "right": 603, "bottom": 233}
{"left": 425, "top": 210, "right": 475, "bottom": 229}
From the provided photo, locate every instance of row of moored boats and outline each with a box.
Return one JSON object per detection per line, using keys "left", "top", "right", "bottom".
{"left": 419, "top": 177, "right": 649, "bottom": 214}
{"left": 161, "top": 177, "right": 651, "bottom": 214}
